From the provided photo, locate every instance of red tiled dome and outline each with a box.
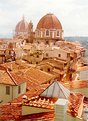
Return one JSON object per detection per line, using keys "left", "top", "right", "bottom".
{"left": 15, "top": 17, "right": 29, "bottom": 32}
{"left": 36, "top": 13, "right": 62, "bottom": 29}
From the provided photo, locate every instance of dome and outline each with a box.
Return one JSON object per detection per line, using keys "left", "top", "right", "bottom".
{"left": 36, "top": 13, "right": 62, "bottom": 30}
{"left": 15, "top": 17, "right": 29, "bottom": 33}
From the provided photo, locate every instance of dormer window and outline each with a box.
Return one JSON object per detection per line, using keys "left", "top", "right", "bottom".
{"left": 46, "top": 30, "right": 49, "bottom": 36}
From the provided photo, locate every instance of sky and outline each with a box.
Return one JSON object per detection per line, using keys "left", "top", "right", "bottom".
{"left": 0, "top": 0, "right": 88, "bottom": 38}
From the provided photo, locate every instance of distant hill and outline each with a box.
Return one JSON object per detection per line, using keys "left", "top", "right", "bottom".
{"left": 65, "top": 36, "right": 88, "bottom": 41}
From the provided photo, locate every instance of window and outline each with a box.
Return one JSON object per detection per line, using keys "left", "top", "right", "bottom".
{"left": 64, "top": 63, "right": 67, "bottom": 67}
{"left": 30, "top": 54, "right": 33, "bottom": 56}
{"left": 30, "top": 61, "right": 32, "bottom": 64}
{"left": 46, "top": 30, "right": 49, "bottom": 36}
{"left": 41, "top": 68, "right": 43, "bottom": 71}
{"left": 37, "top": 41, "right": 39, "bottom": 44}
{"left": 57, "top": 31, "right": 59, "bottom": 36}
{"left": 36, "top": 62, "right": 38, "bottom": 64}
{"left": 67, "top": 53, "right": 70, "bottom": 58}
{"left": 48, "top": 68, "right": 50, "bottom": 72}
{"left": 46, "top": 41, "right": 49, "bottom": 44}
{"left": 6, "top": 86, "right": 10, "bottom": 95}
{"left": 46, "top": 53, "right": 48, "bottom": 57}
{"left": 36, "top": 55, "right": 39, "bottom": 58}
{"left": 18, "top": 86, "right": 21, "bottom": 94}
{"left": 58, "top": 54, "right": 61, "bottom": 57}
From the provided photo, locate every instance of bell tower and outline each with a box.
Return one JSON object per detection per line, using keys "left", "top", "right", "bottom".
{"left": 28, "top": 21, "right": 34, "bottom": 43}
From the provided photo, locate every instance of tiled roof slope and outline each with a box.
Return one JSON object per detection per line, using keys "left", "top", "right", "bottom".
{"left": 23, "top": 67, "right": 55, "bottom": 84}
{"left": 0, "top": 68, "right": 26, "bottom": 85}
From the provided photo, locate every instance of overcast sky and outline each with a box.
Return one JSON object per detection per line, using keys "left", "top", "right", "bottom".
{"left": 0, "top": 0, "right": 88, "bottom": 38}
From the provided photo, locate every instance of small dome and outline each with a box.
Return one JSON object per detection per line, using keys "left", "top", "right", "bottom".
{"left": 36, "top": 13, "right": 62, "bottom": 30}
{"left": 15, "top": 17, "right": 29, "bottom": 33}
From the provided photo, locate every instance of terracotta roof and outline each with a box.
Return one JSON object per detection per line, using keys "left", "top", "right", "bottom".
{"left": 1, "top": 60, "right": 30, "bottom": 71}
{"left": 11, "top": 83, "right": 49, "bottom": 104}
{"left": 0, "top": 70, "right": 15, "bottom": 85}
{"left": 0, "top": 103, "right": 22, "bottom": 120}
{"left": 53, "top": 68, "right": 64, "bottom": 75}
{"left": 23, "top": 96, "right": 57, "bottom": 110}
{"left": 59, "top": 41, "right": 84, "bottom": 54}
{"left": 40, "top": 58, "right": 67, "bottom": 64}
{"left": 22, "top": 44, "right": 32, "bottom": 50}
{"left": 10, "top": 68, "right": 43, "bottom": 89}
{"left": 38, "top": 59, "right": 67, "bottom": 70}
{"left": 22, "top": 67, "right": 55, "bottom": 84}
{"left": 67, "top": 92, "right": 84, "bottom": 117}
{"left": 4, "top": 38, "right": 23, "bottom": 43}
{"left": 36, "top": 13, "right": 62, "bottom": 29}
{"left": 0, "top": 82, "right": 51, "bottom": 120}
{"left": 77, "top": 66, "right": 88, "bottom": 71}
{"left": 0, "top": 68, "right": 26, "bottom": 85}
{"left": 9, "top": 72, "right": 26, "bottom": 85}
{"left": 0, "top": 102, "right": 54, "bottom": 120}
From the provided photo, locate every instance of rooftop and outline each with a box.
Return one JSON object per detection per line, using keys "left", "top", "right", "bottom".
{"left": 0, "top": 69, "right": 26, "bottom": 85}
{"left": 77, "top": 66, "right": 88, "bottom": 71}
{"left": 22, "top": 67, "right": 55, "bottom": 84}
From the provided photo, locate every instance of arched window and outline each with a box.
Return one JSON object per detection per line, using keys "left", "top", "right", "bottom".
{"left": 57, "top": 31, "right": 59, "bottom": 36}
{"left": 46, "top": 30, "right": 49, "bottom": 36}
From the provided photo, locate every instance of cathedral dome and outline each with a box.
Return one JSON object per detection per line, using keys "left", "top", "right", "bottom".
{"left": 36, "top": 13, "right": 62, "bottom": 30}
{"left": 15, "top": 17, "right": 29, "bottom": 33}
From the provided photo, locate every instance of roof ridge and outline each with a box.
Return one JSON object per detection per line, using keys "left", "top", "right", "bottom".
{"left": 6, "top": 69, "right": 18, "bottom": 85}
